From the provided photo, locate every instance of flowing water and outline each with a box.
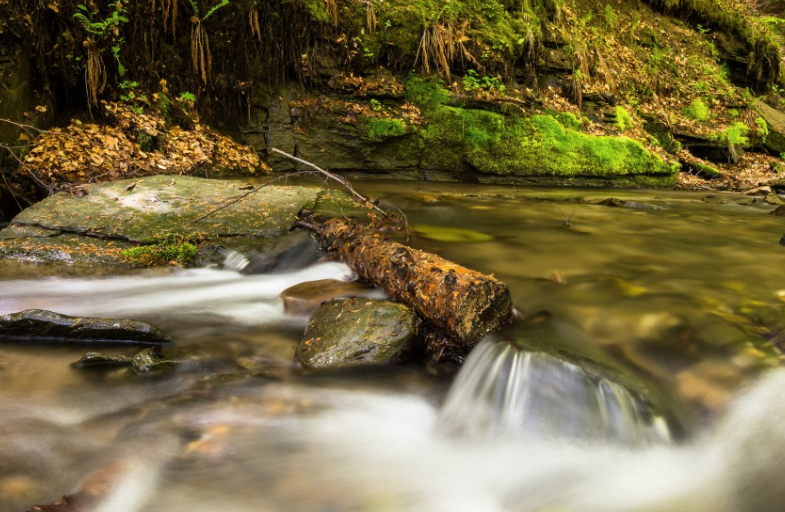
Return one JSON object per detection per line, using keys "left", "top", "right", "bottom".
{"left": 1, "top": 183, "right": 785, "bottom": 512}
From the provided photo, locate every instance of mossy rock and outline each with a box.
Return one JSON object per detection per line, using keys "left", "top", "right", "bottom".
{"left": 0, "top": 176, "right": 361, "bottom": 267}
{"left": 407, "top": 80, "right": 677, "bottom": 184}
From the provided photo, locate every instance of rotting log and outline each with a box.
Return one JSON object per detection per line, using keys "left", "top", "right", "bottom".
{"left": 295, "top": 213, "right": 513, "bottom": 355}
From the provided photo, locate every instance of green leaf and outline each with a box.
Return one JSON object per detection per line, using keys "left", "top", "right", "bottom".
{"left": 117, "top": 63, "right": 126, "bottom": 76}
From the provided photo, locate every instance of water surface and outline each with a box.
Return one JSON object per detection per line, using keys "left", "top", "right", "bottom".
{"left": 1, "top": 183, "right": 784, "bottom": 512}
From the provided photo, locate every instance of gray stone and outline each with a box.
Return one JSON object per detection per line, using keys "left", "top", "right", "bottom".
{"left": 296, "top": 298, "right": 421, "bottom": 368}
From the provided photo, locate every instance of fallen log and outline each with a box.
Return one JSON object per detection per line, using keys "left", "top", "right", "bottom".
{"left": 295, "top": 213, "right": 513, "bottom": 356}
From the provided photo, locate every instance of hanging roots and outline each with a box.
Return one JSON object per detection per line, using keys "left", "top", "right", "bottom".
{"left": 325, "top": 0, "right": 339, "bottom": 26}
{"left": 364, "top": 0, "right": 376, "bottom": 32}
{"left": 156, "top": 0, "right": 178, "bottom": 35}
{"left": 249, "top": 7, "right": 261, "bottom": 42}
{"left": 84, "top": 39, "right": 107, "bottom": 107}
{"left": 415, "top": 22, "right": 476, "bottom": 80}
{"left": 191, "top": 18, "right": 212, "bottom": 85}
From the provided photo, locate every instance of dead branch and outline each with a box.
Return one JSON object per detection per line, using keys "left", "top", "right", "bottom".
{"left": 270, "top": 147, "right": 390, "bottom": 219}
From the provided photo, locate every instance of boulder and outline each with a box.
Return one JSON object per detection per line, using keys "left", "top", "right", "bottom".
{"left": 0, "top": 176, "right": 364, "bottom": 266}
{"left": 295, "top": 298, "right": 421, "bottom": 368}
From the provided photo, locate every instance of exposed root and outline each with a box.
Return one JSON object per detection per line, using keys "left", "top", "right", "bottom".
{"left": 84, "top": 39, "right": 107, "bottom": 107}
{"left": 191, "top": 18, "right": 212, "bottom": 85}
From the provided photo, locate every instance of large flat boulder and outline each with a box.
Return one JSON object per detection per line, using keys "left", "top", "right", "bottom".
{"left": 0, "top": 175, "right": 360, "bottom": 266}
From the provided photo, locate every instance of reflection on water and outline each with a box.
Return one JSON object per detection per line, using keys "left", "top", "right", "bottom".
{"left": 1, "top": 183, "right": 785, "bottom": 511}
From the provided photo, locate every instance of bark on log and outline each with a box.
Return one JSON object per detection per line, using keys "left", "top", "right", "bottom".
{"left": 296, "top": 214, "right": 513, "bottom": 352}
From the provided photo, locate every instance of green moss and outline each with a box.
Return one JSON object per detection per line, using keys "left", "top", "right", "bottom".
{"left": 615, "top": 106, "right": 634, "bottom": 132}
{"left": 405, "top": 78, "right": 676, "bottom": 181}
{"left": 720, "top": 122, "right": 750, "bottom": 146}
{"left": 554, "top": 112, "right": 583, "bottom": 131}
{"left": 365, "top": 117, "right": 408, "bottom": 140}
{"left": 754, "top": 116, "right": 769, "bottom": 139}
{"left": 688, "top": 161, "right": 723, "bottom": 179}
{"left": 684, "top": 98, "right": 711, "bottom": 121}
{"left": 121, "top": 233, "right": 199, "bottom": 267}
{"left": 405, "top": 77, "right": 449, "bottom": 109}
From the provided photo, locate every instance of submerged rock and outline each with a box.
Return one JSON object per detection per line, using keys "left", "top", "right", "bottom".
{"left": 73, "top": 344, "right": 231, "bottom": 376}
{"left": 0, "top": 309, "right": 172, "bottom": 345}
{"left": 296, "top": 298, "right": 421, "bottom": 368}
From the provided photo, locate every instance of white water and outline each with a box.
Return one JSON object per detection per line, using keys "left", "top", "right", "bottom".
{"left": 0, "top": 261, "right": 357, "bottom": 325}
{"left": 437, "top": 339, "right": 671, "bottom": 444}
{"left": 31, "top": 366, "right": 783, "bottom": 512}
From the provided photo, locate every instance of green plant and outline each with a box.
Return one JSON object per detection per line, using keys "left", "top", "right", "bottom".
{"left": 370, "top": 99, "right": 384, "bottom": 111}
{"left": 754, "top": 117, "right": 769, "bottom": 139}
{"left": 604, "top": 4, "right": 618, "bottom": 28}
{"left": 684, "top": 98, "right": 711, "bottom": 121}
{"left": 73, "top": 2, "right": 129, "bottom": 37}
{"left": 118, "top": 80, "right": 142, "bottom": 102}
{"left": 178, "top": 91, "right": 196, "bottom": 102}
{"left": 462, "top": 69, "right": 505, "bottom": 95}
{"left": 73, "top": 2, "right": 128, "bottom": 76}
{"left": 72, "top": 2, "right": 130, "bottom": 105}
{"left": 718, "top": 122, "right": 750, "bottom": 163}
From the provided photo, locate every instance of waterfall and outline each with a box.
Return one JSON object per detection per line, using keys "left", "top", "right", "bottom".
{"left": 437, "top": 338, "right": 670, "bottom": 445}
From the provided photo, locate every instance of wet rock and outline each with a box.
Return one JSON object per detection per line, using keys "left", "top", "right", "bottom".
{"left": 73, "top": 344, "right": 238, "bottom": 376}
{"left": 743, "top": 185, "right": 772, "bottom": 195}
{"left": 281, "top": 279, "right": 382, "bottom": 316}
{"left": 0, "top": 176, "right": 363, "bottom": 267}
{"left": 0, "top": 309, "right": 172, "bottom": 345}
{"left": 131, "top": 346, "right": 187, "bottom": 375}
{"left": 296, "top": 298, "right": 421, "bottom": 368}
{"left": 72, "top": 352, "right": 134, "bottom": 368}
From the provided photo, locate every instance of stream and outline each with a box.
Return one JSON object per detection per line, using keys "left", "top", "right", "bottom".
{"left": 1, "top": 182, "right": 785, "bottom": 512}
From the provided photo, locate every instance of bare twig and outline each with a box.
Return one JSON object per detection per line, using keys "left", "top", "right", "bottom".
{"left": 192, "top": 170, "right": 313, "bottom": 223}
{"left": 0, "top": 118, "right": 47, "bottom": 135}
{"left": 270, "top": 148, "right": 390, "bottom": 219}
{"left": 193, "top": 149, "right": 392, "bottom": 223}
